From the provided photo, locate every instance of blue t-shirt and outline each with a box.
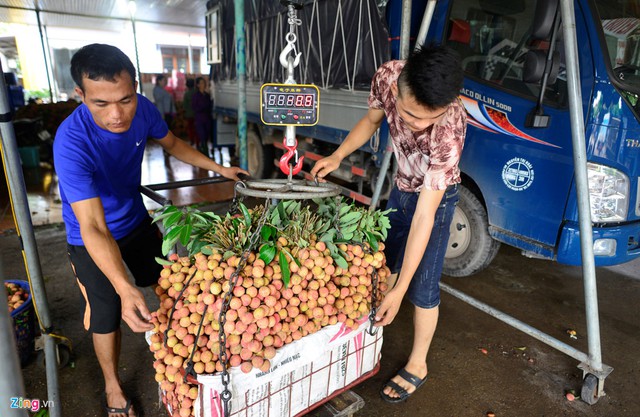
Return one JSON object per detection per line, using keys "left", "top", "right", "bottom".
{"left": 54, "top": 94, "right": 169, "bottom": 245}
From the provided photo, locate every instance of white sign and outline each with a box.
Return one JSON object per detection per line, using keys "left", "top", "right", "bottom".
{"left": 502, "top": 158, "right": 535, "bottom": 191}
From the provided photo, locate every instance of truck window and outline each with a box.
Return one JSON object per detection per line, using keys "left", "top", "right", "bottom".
{"left": 596, "top": 0, "right": 640, "bottom": 101}
{"left": 206, "top": 5, "right": 222, "bottom": 64}
{"left": 445, "top": 0, "right": 567, "bottom": 107}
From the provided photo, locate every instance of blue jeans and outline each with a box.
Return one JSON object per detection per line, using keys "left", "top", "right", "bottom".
{"left": 384, "top": 184, "right": 459, "bottom": 309}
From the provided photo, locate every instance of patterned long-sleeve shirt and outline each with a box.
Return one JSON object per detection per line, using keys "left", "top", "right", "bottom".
{"left": 368, "top": 60, "right": 467, "bottom": 192}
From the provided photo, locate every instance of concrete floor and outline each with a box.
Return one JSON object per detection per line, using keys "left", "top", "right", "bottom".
{"left": 2, "top": 144, "right": 639, "bottom": 417}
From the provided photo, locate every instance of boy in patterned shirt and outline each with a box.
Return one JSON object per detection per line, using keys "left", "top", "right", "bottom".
{"left": 311, "top": 45, "right": 466, "bottom": 403}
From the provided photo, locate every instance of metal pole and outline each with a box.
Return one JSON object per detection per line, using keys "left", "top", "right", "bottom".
{"left": 0, "top": 295, "right": 29, "bottom": 417}
{"left": 559, "top": 0, "right": 602, "bottom": 373}
{"left": 188, "top": 34, "right": 194, "bottom": 74}
{"left": 370, "top": 0, "right": 413, "bottom": 209}
{"left": 130, "top": 19, "right": 144, "bottom": 95}
{"left": 369, "top": 143, "right": 393, "bottom": 210}
{"left": 35, "top": 7, "right": 54, "bottom": 103}
{"left": 415, "top": 0, "right": 437, "bottom": 49}
{"left": 440, "top": 283, "right": 590, "bottom": 362}
{"left": 43, "top": 25, "right": 60, "bottom": 100}
{"left": 235, "top": 0, "right": 248, "bottom": 171}
{"left": 399, "top": 0, "right": 412, "bottom": 60}
{"left": 128, "top": 1, "right": 143, "bottom": 95}
{"left": 0, "top": 61, "right": 61, "bottom": 417}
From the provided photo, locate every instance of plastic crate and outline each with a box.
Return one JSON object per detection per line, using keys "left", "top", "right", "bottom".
{"left": 6, "top": 280, "right": 36, "bottom": 366}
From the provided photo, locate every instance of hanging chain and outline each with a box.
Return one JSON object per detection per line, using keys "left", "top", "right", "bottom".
{"left": 286, "top": 3, "right": 302, "bottom": 47}
{"left": 348, "top": 241, "right": 380, "bottom": 336}
{"left": 332, "top": 196, "right": 343, "bottom": 241}
{"left": 366, "top": 245, "right": 380, "bottom": 336}
{"left": 230, "top": 180, "right": 247, "bottom": 215}
{"left": 218, "top": 198, "right": 271, "bottom": 417}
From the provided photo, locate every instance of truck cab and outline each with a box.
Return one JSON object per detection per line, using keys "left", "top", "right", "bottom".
{"left": 429, "top": 0, "right": 640, "bottom": 273}
{"left": 206, "top": 0, "right": 640, "bottom": 275}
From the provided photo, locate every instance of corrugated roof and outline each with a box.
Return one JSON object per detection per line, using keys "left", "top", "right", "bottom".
{"left": 0, "top": 0, "right": 206, "bottom": 31}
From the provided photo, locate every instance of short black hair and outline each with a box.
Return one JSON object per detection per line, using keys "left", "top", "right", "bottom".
{"left": 156, "top": 74, "right": 166, "bottom": 85}
{"left": 71, "top": 44, "right": 136, "bottom": 92}
{"left": 186, "top": 78, "right": 195, "bottom": 88}
{"left": 398, "top": 45, "right": 463, "bottom": 110}
{"left": 195, "top": 76, "right": 205, "bottom": 85}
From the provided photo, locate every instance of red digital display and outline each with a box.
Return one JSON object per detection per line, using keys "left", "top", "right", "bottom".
{"left": 265, "top": 93, "right": 315, "bottom": 108}
{"left": 261, "top": 83, "right": 319, "bottom": 126}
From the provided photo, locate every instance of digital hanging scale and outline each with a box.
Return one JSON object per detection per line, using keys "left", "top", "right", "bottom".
{"left": 260, "top": 83, "right": 320, "bottom": 126}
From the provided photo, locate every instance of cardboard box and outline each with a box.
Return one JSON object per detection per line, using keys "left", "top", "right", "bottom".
{"left": 194, "top": 319, "right": 383, "bottom": 417}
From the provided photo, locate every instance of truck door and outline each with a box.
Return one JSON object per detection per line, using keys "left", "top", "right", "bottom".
{"left": 439, "top": 0, "right": 594, "bottom": 260}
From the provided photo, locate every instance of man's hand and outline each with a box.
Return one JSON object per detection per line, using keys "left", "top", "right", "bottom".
{"left": 310, "top": 154, "right": 342, "bottom": 181}
{"left": 119, "top": 286, "right": 154, "bottom": 332}
{"left": 219, "top": 166, "right": 250, "bottom": 181}
{"left": 374, "top": 288, "right": 404, "bottom": 327}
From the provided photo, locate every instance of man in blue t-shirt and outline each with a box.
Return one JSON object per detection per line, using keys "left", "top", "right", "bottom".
{"left": 53, "top": 44, "right": 248, "bottom": 417}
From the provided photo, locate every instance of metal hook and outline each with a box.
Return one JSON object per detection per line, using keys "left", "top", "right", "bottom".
{"left": 279, "top": 40, "right": 301, "bottom": 69}
{"left": 279, "top": 138, "right": 304, "bottom": 175}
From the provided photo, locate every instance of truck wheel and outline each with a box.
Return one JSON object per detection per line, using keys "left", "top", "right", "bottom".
{"left": 442, "top": 186, "right": 500, "bottom": 277}
{"left": 246, "top": 130, "right": 273, "bottom": 179}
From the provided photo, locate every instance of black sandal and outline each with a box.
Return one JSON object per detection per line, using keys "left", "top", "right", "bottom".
{"left": 380, "top": 368, "right": 429, "bottom": 403}
{"left": 105, "top": 397, "right": 137, "bottom": 417}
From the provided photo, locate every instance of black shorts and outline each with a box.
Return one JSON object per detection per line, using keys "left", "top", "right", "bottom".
{"left": 67, "top": 216, "right": 163, "bottom": 334}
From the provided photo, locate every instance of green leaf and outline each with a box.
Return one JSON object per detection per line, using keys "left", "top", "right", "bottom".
{"left": 339, "top": 204, "right": 351, "bottom": 216}
{"left": 320, "top": 230, "right": 336, "bottom": 243}
{"left": 155, "top": 257, "right": 175, "bottom": 266}
{"left": 259, "top": 244, "right": 277, "bottom": 265}
{"left": 261, "top": 225, "right": 275, "bottom": 241}
{"left": 279, "top": 251, "right": 290, "bottom": 288}
{"left": 365, "top": 231, "right": 379, "bottom": 251}
{"left": 269, "top": 206, "right": 281, "bottom": 226}
{"left": 335, "top": 255, "right": 348, "bottom": 270}
{"left": 326, "top": 241, "right": 338, "bottom": 254}
{"left": 161, "top": 239, "right": 174, "bottom": 256}
{"left": 277, "top": 202, "right": 288, "bottom": 225}
{"left": 223, "top": 250, "right": 235, "bottom": 260}
{"left": 165, "top": 226, "right": 183, "bottom": 242}
{"left": 342, "top": 223, "right": 359, "bottom": 235}
{"left": 163, "top": 211, "right": 184, "bottom": 228}
{"left": 179, "top": 223, "right": 193, "bottom": 246}
{"left": 200, "top": 245, "right": 213, "bottom": 255}
{"left": 340, "top": 211, "right": 361, "bottom": 225}
{"left": 152, "top": 206, "right": 179, "bottom": 223}
{"left": 240, "top": 203, "right": 252, "bottom": 228}
{"left": 284, "top": 201, "right": 300, "bottom": 216}
{"left": 280, "top": 248, "right": 298, "bottom": 265}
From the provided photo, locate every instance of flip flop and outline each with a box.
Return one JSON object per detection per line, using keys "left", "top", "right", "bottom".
{"left": 105, "top": 397, "right": 138, "bottom": 417}
{"left": 380, "top": 368, "right": 429, "bottom": 403}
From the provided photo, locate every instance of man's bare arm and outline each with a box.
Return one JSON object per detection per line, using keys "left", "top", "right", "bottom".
{"left": 71, "top": 198, "right": 153, "bottom": 332}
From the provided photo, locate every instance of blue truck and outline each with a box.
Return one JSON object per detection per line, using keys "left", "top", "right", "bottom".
{"left": 206, "top": 0, "right": 640, "bottom": 276}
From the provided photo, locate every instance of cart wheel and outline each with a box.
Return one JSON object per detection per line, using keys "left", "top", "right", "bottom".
{"left": 37, "top": 343, "right": 71, "bottom": 369}
{"left": 581, "top": 373, "right": 600, "bottom": 405}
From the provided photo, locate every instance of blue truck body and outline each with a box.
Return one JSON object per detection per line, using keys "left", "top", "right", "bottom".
{"left": 208, "top": 0, "right": 640, "bottom": 274}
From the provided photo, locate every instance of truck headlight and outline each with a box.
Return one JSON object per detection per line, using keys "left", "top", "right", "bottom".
{"left": 587, "top": 163, "right": 629, "bottom": 222}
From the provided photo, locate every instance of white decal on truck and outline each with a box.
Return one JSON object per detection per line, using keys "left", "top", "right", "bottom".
{"left": 502, "top": 158, "right": 535, "bottom": 191}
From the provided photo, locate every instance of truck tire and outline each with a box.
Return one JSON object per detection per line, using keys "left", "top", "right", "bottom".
{"left": 442, "top": 185, "right": 500, "bottom": 277}
{"left": 246, "top": 130, "right": 274, "bottom": 179}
